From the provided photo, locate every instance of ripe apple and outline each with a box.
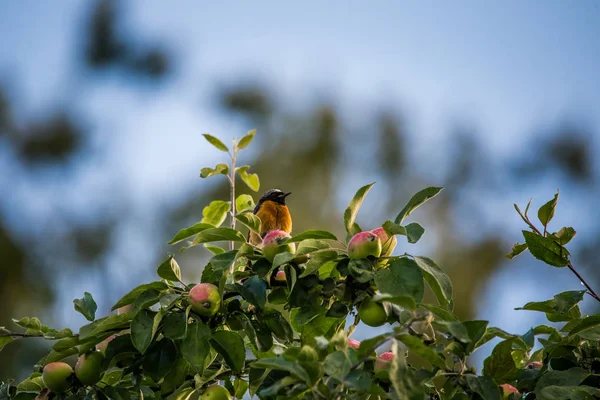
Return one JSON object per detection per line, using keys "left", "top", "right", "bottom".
{"left": 42, "top": 362, "right": 73, "bottom": 393}
{"left": 526, "top": 361, "right": 542, "bottom": 369}
{"left": 274, "top": 270, "right": 286, "bottom": 282}
{"left": 262, "top": 230, "right": 295, "bottom": 262}
{"left": 375, "top": 352, "right": 394, "bottom": 371}
{"left": 75, "top": 351, "right": 105, "bottom": 386}
{"left": 189, "top": 283, "right": 221, "bottom": 317}
{"left": 347, "top": 339, "right": 361, "bottom": 349}
{"left": 370, "top": 227, "right": 397, "bottom": 256}
{"left": 348, "top": 231, "right": 382, "bottom": 259}
{"left": 200, "top": 385, "right": 231, "bottom": 400}
{"left": 357, "top": 298, "right": 388, "bottom": 327}
{"left": 500, "top": 383, "right": 519, "bottom": 399}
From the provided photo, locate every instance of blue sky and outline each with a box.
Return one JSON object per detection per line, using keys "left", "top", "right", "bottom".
{"left": 1, "top": 0, "right": 600, "bottom": 370}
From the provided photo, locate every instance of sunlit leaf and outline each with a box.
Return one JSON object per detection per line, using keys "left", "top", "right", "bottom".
{"left": 235, "top": 212, "right": 261, "bottom": 235}
{"left": 157, "top": 256, "right": 181, "bottom": 282}
{"left": 343, "top": 182, "right": 375, "bottom": 235}
{"left": 236, "top": 166, "right": 260, "bottom": 192}
{"left": 237, "top": 128, "right": 257, "bottom": 150}
{"left": 202, "top": 133, "right": 229, "bottom": 152}
{"left": 236, "top": 194, "right": 255, "bottom": 213}
{"left": 538, "top": 191, "right": 559, "bottom": 227}
{"left": 394, "top": 187, "right": 443, "bottom": 224}
{"left": 522, "top": 231, "right": 569, "bottom": 267}
{"left": 200, "top": 163, "right": 229, "bottom": 178}
{"left": 168, "top": 222, "right": 214, "bottom": 245}
{"left": 201, "top": 200, "right": 230, "bottom": 227}
{"left": 191, "top": 227, "right": 246, "bottom": 244}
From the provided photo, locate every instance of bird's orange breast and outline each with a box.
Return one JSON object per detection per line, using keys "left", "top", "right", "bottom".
{"left": 255, "top": 200, "right": 292, "bottom": 235}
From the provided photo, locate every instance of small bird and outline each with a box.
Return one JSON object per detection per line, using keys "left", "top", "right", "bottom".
{"left": 248, "top": 189, "right": 292, "bottom": 246}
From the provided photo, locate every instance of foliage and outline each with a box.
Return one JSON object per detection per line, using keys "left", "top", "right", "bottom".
{"left": 1, "top": 131, "right": 600, "bottom": 400}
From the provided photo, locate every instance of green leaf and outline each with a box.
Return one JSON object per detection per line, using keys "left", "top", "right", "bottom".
{"left": 324, "top": 351, "right": 351, "bottom": 382}
{"left": 202, "top": 133, "right": 229, "bottom": 152}
{"left": 131, "top": 309, "right": 156, "bottom": 354}
{"left": 343, "top": 182, "right": 375, "bottom": 235}
{"left": 483, "top": 339, "right": 517, "bottom": 382}
{"left": 0, "top": 337, "right": 14, "bottom": 352}
{"left": 209, "top": 331, "right": 245, "bottom": 373}
{"left": 538, "top": 191, "right": 559, "bottom": 227}
{"left": 382, "top": 221, "right": 425, "bottom": 243}
{"left": 161, "top": 358, "right": 190, "bottom": 396}
{"left": 200, "top": 163, "right": 229, "bottom": 178}
{"left": 295, "top": 239, "right": 331, "bottom": 256}
{"left": 413, "top": 256, "right": 453, "bottom": 310}
{"left": 535, "top": 368, "right": 591, "bottom": 397}
{"left": 538, "top": 385, "right": 597, "bottom": 400}
{"left": 201, "top": 200, "right": 230, "bottom": 227}
{"left": 522, "top": 230, "right": 569, "bottom": 267}
{"left": 181, "top": 322, "right": 211, "bottom": 372}
{"left": 375, "top": 258, "right": 424, "bottom": 302}
{"left": 111, "top": 282, "right": 168, "bottom": 311}
{"left": 233, "top": 377, "right": 249, "bottom": 399}
{"left": 209, "top": 250, "right": 238, "bottom": 271}
{"left": 236, "top": 194, "right": 255, "bottom": 213}
{"left": 394, "top": 187, "right": 443, "bottom": 224}
{"left": 163, "top": 312, "right": 188, "bottom": 340}
{"left": 52, "top": 336, "right": 79, "bottom": 352}
{"left": 301, "top": 251, "right": 338, "bottom": 277}
{"left": 506, "top": 242, "right": 528, "bottom": 259}
{"left": 73, "top": 292, "right": 97, "bottom": 322}
{"left": 462, "top": 320, "right": 489, "bottom": 352}
{"left": 432, "top": 321, "right": 471, "bottom": 343}
{"left": 465, "top": 376, "right": 502, "bottom": 400}
{"left": 157, "top": 256, "right": 181, "bottom": 282}
{"left": 396, "top": 334, "right": 446, "bottom": 369}
{"left": 237, "top": 276, "right": 267, "bottom": 309}
{"left": 418, "top": 303, "right": 459, "bottom": 322}
{"left": 236, "top": 166, "right": 260, "bottom": 192}
{"left": 79, "top": 314, "right": 131, "bottom": 340}
{"left": 549, "top": 227, "right": 577, "bottom": 246}
{"left": 235, "top": 212, "right": 261, "bottom": 234}
{"left": 371, "top": 293, "right": 417, "bottom": 309}
{"left": 565, "top": 315, "right": 600, "bottom": 340}
{"left": 516, "top": 290, "right": 585, "bottom": 315}
{"left": 288, "top": 230, "right": 338, "bottom": 243}
{"left": 348, "top": 258, "right": 375, "bottom": 283}
{"left": 251, "top": 358, "right": 311, "bottom": 385}
{"left": 237, "top": 128, "right": 257, "bottom": 150}
{"left": 204, "top": 244, "right": 226, "bottom": 255}
{"left": 143, "top": 339, "right": 178, "bottom": 381}
{"left": 168, "top": 222, "right": 214, "bottom": 245}
{"left": 272, "top": 252, "right": 295, "bottom": 269}
{"left": 301, "top": 315, "right": 344, "bottom": 345}
{"left": 191, "top": 227, "right": 246, "bottom": 244}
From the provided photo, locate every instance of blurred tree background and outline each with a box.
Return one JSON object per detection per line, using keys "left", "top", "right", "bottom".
{"left": 1, "top": 0, "right": 599, "bottom": 380}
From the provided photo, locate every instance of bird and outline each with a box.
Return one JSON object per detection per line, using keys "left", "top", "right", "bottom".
{"left": 248, "top": 189, "right": 292, "bottom": 246}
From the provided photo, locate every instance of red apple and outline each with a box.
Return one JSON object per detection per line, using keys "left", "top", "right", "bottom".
{"left": 347, "top": 339, "right": 361, "bottom": 349}
{"left": 274, "top": 270, "right": 286, "bottom": 282}
{"left": 189, "top": 283, "right": 221, "bottom": 317}
{"left": 526, "top": 361, "right": 542, "bottom": 369}
{"left": 262, "top": 230, "right": 295, "bottom": 262}
{"left": 42, "top": 362, "right": 73, "bottom": 393}
{"left": 371, "top": 227, "right": 397, "bottom": 256}
{"left": 375, "top": 352, "right": 394, "bottom": 371}
{"left": 348, "top": 231, "right": 382, "bottom": 259}
{"left": 500, "top": 383, "right": 519, "bottom": 399}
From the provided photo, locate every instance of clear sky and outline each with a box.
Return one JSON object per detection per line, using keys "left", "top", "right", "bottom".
{"left": 1, "top": 0, "right": 600, "bottom": 370}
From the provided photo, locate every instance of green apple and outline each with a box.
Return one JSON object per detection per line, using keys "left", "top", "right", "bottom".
{"left": 75, "top": 351, "right": 105, "bottom": 386}
{"left": 262, "top": 230, "right": 295, "bottom": 262}
{"left": 348, "top": 231, "right": 382, "bottom": 259}
{"left": 371, "top": 227, "right": 397, "bottom": 256}
{"left": 200, "top": 385, "right": 231, "bottom": 400}
{"left": 42, "top": 362, "right": 73, "bottom": 393}
{"left": 358, "top": 298, "right": 388, "bottom": 327}
{"left": 189, "top": 283, "right": 221, "bottom": 317}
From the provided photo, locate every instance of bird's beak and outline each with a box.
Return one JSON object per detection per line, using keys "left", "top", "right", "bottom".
{"left": 283, "top": 192, "right": 292, "bottom": 198}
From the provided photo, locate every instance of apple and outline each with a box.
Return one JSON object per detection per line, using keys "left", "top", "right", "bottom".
{"left": 500, "top": 383, "right": 519, "bottom": 399}
{"left": 262, "top": 230, "right": 295, "bottom": 262}
{"left": 348, "top": 231, "right": 382, "bottom": 259}
{"left": 526, "top": 361, "right": 542, "bottom": 369}
{"left": 189, "top": 283, "right": 221, "bottom": 317}
{"left": 358, "top": 298, "right": 388, "bottom": 327}
{"left": 375, "top": 352, "right": 394, "bottom": 371}
{"left": 347, "top": 339, "right": 361, "bottom": 349}
{"left": 96, "top": 334, "right": 117, "bottom": 353}
{"left": 42, "top": 362, "right": 73, "bottom": 393}
{"left": 200, "top": 385, "right": 231, "bottom": 400}
{"left": 75, "top": 351, "right": 105, "bottom": 385}
{"left": 117, "top": 304, "right": 134, "bottom": 315}
{"left": 370, "top": 227, "right": 397, "bottom": 256}
{"left": 274, "top": 270, "right": 286, "bottom": 282}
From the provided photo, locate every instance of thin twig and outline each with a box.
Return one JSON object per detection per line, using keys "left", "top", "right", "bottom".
{"left": 567, "top": 262, "right": 600, "bottom": 303}
{"left": 229, "top": 144, "right": 237, "bottom": 258}
{"left": 349, "top": 336, "right": 392, "bottom": 372}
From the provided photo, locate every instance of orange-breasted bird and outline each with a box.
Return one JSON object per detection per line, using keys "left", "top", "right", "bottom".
{"left": 248, "top": 189, "right": 292, "bottom": 246}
